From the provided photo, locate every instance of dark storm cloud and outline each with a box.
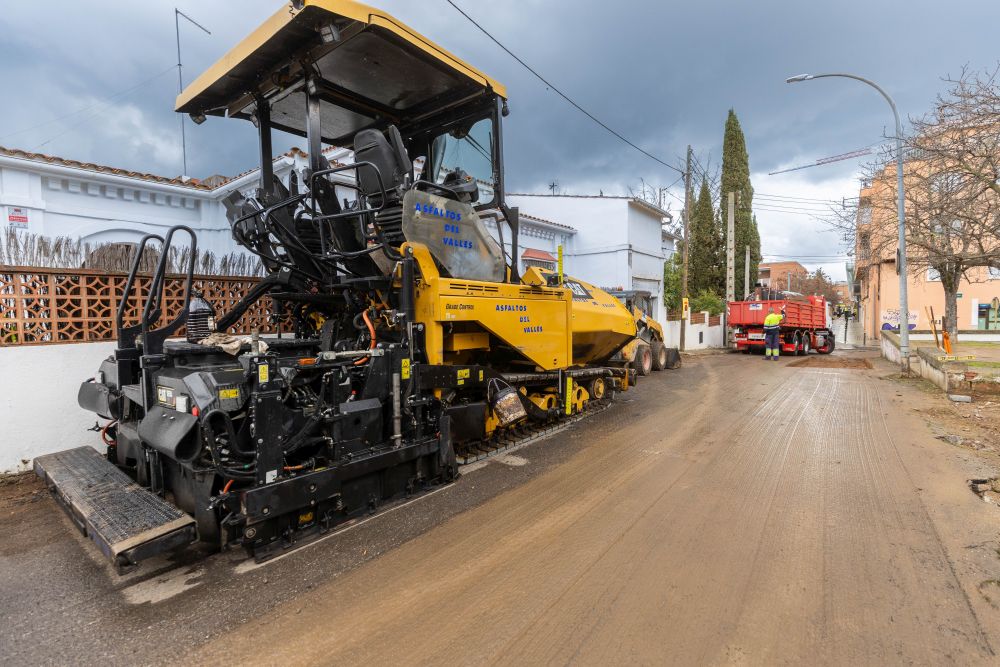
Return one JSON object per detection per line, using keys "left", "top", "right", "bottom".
{"left": 1, "top": 0, "right": 997, "bottom": 273}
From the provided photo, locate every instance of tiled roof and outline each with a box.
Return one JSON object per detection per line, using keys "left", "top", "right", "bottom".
{"left": 508, "top": 192, "right": 632, "bottom": 199}
{"left": 0, "top": 145, "right": 214, "bottom": 190}
{"left": 0, "top": 145, "right": 343, "bottom": 193}
{"left": 521, "top": 248, "right": 557, "bottom": 262}
{"left": 508, "top": 192, "right": 673, "bottom": 219}
{"left": 519, "top": 212, "right": 576, "bottom": 231}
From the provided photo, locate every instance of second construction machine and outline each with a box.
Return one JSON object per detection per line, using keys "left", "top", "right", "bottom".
{"left": 34, "top": 0, "right": 638, "bottom": 572}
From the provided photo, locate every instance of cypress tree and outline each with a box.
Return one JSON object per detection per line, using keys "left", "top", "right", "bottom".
{"left": 688, "top": 177, "right": 723, "bottom": 295}
{"left": 720, "top": 110, "right": 761, "bottom": 298}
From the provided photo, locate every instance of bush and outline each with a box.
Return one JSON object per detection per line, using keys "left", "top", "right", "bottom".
{"left": 662, "top": 253, "right": 682, "bottom": 310}
{"left": 690, "top": 289, "right": 725, "bottom": 316}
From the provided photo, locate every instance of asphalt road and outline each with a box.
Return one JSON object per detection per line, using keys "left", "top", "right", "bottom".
{"left": 4, "top": 351, "right": 1000, "bottom": 665}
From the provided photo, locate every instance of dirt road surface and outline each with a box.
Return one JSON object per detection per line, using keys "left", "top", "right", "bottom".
{"left": 5, "top": 351, "right": 1000, "bottom": 665}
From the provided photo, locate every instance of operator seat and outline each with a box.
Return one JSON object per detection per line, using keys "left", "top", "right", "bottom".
{"left": 353, "top": 125, "right": 411, "bottom": 205}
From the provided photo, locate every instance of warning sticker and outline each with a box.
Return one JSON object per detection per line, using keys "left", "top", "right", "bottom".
{"left": 218, "top": 388, "right": 240, "bottom": 400}
{"left": 156, "top": 385, "right": 175, "bottom": 407}
{"left": 401, "top": 358, "right": 411, "bottom": 380}
{"left": 457, "top": 369, "right": 470, "bottom": 379}
{"left": 257, "top": 363, "right": 269, "bottom": 384}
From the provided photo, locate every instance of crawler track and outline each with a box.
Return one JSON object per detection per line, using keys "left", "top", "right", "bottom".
{"left": 456, "top": 397, "right": 613, "bottom": 465}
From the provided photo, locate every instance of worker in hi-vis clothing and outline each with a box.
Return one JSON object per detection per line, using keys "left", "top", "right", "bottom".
{"left": 763, "top": 306, "right": 784, "bottom": 360}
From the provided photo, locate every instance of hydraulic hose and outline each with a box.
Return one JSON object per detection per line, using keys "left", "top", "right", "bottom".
{"left": 354, "top": 309, "right": 377, "bottom": 366}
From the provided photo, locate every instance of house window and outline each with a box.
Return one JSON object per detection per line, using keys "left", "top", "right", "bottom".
{"left": 990, "top": 266, "right": 1000, "bottom": 280}
{"left": 927, "top": 267, "right": 941, "bottom": 282}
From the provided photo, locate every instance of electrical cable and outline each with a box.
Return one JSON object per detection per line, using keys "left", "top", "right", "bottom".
{"left": 0, "top": 64, "right": 177, "bottom": 145}
{"left": 443, "top": 0, "right": 685, "bottom": 177}
{"left": 756, "top": 193, "right": 842, "bottom": 204}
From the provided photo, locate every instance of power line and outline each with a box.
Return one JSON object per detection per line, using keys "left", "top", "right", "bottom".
{"left": 754, "top": 202, "right": 834, "bottom": 213}
{"left": 31, "top": 66, "right": 178, "bottom": 152}
{"left": 764, "top": 254, "right": 851, "bottom": 259}
{"left": 0, "top": 65, "right": 177, "bottom": 146}
{"left": 443, "top": 0, "right": 685, "bottom": 177}
{"left": 754, "top": 206, "right": 829, "bottom": 216}
{"left": 756, "top": 196, "right": 839, "bottom": 206}
{"left": 756, "top": 192, "right": 843, "bottom": 203}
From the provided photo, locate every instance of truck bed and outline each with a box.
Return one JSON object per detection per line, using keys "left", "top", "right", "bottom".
{"left": 728, "top": 299, "right": 826, "bottom": 330}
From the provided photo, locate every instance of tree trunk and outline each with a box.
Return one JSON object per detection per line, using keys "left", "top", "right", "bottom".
{"left": 941, "top": 278, "right": 960, "bottom": 342}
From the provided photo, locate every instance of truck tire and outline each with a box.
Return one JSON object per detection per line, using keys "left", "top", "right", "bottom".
{"left": 651, "top": 341, "right": 669, "bottom": 371}
{"left": 817, "top": 334, "right": 835, "bottom": 354}
{"left": 801, "top": 333, "right": 811, "bottom": 355}
{"left": 636, "top": 343, "right": 653, "bottom": 376}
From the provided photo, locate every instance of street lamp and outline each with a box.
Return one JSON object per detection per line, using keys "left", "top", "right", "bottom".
{"left": 786, "top": 72, "right": 909, "bottom": 369}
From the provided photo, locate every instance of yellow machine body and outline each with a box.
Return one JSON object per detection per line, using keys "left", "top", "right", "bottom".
{"left": 405, "top": 244, "right": 636, "bottom": 371}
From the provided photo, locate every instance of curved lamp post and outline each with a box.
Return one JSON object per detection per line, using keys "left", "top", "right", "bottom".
{"left": 786, "top": 73, "right": 909, "bottom": 368}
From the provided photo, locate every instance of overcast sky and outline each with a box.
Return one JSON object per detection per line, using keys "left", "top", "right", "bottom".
{"left": 2, "top": 1, "right": 999, "bottom": 281}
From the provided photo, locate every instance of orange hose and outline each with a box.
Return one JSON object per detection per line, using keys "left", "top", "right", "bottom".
{"left": 283, "top": 464, "right": 306, "bottom": 472}
{"left": 222, "top": 479, "right": 234, "bottom": 494}
{"left": 353, "top": 309, "right": 377, "bottom": 365}
{"left": 101, "top": 420, "right": 118, "bottom": 446}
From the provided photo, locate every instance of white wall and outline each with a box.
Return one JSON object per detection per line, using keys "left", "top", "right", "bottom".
{"left": 482, "top": 215, "right": 575, "bottom": 275}
{"left": 663, "top": 312, "right": 725, "bottom": 350}
{"left": 0, "top": 342, "right": 116, "bottom": 472}
{"left": 0, "top": 152, "right": 333, "bottom": 259}
{"left": 506, "top": 194, "right": 669, "bottom": 327}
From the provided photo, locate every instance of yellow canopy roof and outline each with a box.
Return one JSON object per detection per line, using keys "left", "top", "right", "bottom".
{"left": 176, "top": 1, "right": 506, "bottom": 143}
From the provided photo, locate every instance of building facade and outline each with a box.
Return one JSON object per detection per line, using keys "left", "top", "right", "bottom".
{"left": 856, "top": 165, "right": 1000, "bottom": 338}
{"left": 0, "top": 145, "right": 367, "bottom": 263}
{"left": 505, "top": 194, "right": 673, "bottom": 327}
{"left": 758, "top": 261, "right": 808, "bottom": 291}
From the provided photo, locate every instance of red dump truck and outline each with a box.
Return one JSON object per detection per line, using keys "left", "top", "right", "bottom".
{"left": 728, "top": 295, "right": 836, "bottom": 355}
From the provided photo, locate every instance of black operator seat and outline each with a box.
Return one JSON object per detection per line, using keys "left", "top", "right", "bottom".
{"left": 353, "top": 125, "right": 411, "bottom": 205}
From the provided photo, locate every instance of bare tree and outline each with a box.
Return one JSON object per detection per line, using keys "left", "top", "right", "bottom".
{"left": 794, "top": 268, "right": 841, "bottom": 304}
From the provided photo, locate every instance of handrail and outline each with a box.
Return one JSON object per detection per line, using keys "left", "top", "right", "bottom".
{"left": 116, "top": 233, "right": 163, "bottom": 350}
{"left": 141, "top": 225, "right": 198, "bottom": 357}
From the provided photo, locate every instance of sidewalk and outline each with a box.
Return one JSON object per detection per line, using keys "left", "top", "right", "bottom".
{"left": 835, "top": 318, "right": 874, "bottom": 350}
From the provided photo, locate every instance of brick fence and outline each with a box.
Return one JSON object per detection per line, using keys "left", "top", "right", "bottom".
{"left": 0, "top": 266, "right": 282, "bottom": 346}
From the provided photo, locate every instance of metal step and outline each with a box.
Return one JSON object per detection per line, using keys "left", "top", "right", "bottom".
{"left": 34, "top": 446, "right": 196, "bottom": 573}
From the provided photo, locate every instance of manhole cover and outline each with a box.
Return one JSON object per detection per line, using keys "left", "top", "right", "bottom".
{"left": 787, "top": 357, "right": 872, "bottom": 369}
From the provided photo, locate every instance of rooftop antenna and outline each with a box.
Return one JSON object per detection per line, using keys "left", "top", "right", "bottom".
{"left": 175, "top": 8, "right": 211, "bottom": 177}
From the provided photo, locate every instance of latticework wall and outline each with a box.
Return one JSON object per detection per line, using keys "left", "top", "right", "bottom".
{"left": 0, "top": 266, "right": 284, "bottom": 346}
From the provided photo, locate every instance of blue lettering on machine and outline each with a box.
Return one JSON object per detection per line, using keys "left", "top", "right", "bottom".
{"left": 401, "top": 189, "right": 505, "bottom": 283}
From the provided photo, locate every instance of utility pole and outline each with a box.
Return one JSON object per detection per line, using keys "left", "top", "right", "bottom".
{"left": 744, "top": 245, "right": 750, "bottom": 299}
{"left": 679, "top": 145, "right": 692, "bottom": 351}
{"left": 787, "top": 272, "right": 791, "bottom": 292}
{"left": 726, "top": 192, "right": 735, "bottom": 346}
{"left": 175, "top": 8, "right": 211, "bottom": 177}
